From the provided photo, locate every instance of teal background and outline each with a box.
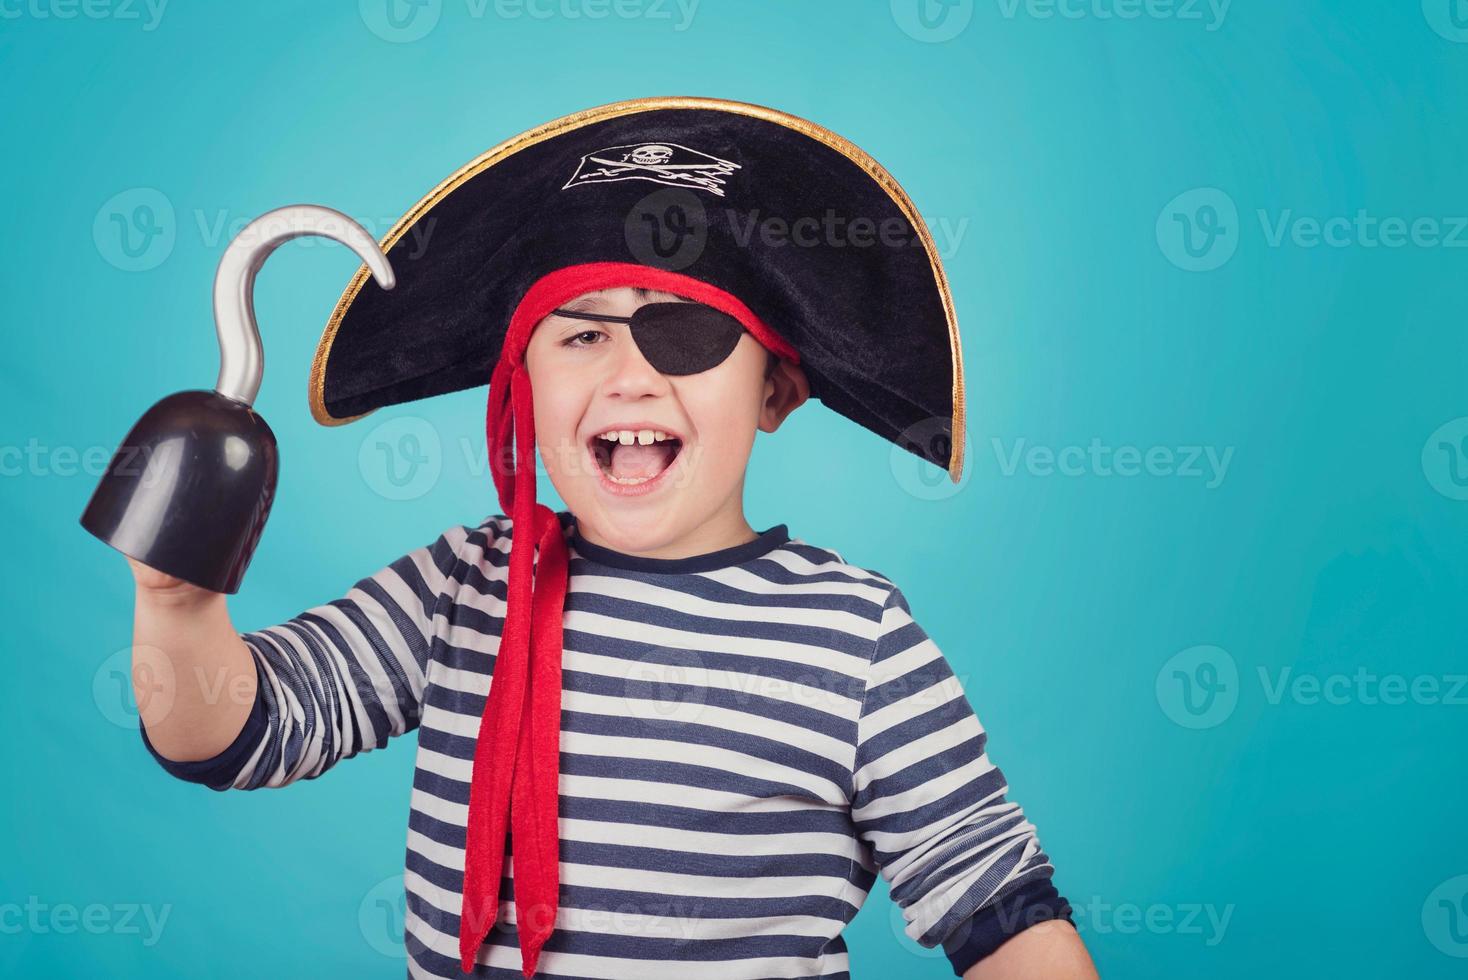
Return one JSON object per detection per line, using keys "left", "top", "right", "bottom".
{"left": 3, "top": 1, "right": 1466, "bottom": 976}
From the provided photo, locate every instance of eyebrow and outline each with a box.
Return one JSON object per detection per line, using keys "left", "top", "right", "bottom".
{"left": 555, "top": 296, "right": 606, "bottom": 316}
{"left": 552, "top": 290, "right": 695, "bottom": 319}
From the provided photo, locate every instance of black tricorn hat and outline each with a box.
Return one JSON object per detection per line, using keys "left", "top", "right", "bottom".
{"left": 309, "top": 95, "right": 967, "bottom": 481}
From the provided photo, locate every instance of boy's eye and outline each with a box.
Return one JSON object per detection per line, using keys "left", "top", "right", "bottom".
{"left": 562, "top": 330, "right": 606, "bottom": 348}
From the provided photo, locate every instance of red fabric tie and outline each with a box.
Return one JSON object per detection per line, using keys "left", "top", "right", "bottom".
{"left": 459, "top": 363, "right": 568, "bottom": 976}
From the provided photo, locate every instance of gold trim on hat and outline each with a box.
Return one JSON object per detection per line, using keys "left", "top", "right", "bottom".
{"left": 310, "top": 96, "right": 966, "bottom": 483}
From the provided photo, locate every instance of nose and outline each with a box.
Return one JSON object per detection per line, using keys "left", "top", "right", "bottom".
{"left": 599, "top": 329, "right": 670, "bottom": 400}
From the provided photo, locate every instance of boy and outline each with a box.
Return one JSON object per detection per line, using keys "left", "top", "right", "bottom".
{"left": 130, "top": 97, "right": 1098, "bottom": 979}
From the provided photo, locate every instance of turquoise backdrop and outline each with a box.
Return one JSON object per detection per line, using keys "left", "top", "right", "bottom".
{"left": 3, "top": 1, "right": 1466, "bottom": 976}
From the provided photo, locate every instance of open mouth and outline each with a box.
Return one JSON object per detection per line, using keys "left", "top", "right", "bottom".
{"left": 588, "top": 428, "right": 684, "bottom": 488}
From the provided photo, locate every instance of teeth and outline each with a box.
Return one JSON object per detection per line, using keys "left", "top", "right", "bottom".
{"left": 595, "top": 429, "right": 677, "bottom": 443}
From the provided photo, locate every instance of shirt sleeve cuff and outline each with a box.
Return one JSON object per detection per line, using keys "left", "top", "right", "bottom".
{"left": 138, "top": 646, "right": 267, "bottom": 791}
{"left": 941, "top": 875, "right": 1074, "bottom": 977}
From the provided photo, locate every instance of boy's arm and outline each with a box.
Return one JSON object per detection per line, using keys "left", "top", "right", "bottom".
{"left": 849, "top": 585, "right": 1097, "bottom": 978}
{"left": 961, "top": 919, "right": 1097, "bottom": 979}
{"left": 132, "top": 522, "right": 471, "bottom": 791}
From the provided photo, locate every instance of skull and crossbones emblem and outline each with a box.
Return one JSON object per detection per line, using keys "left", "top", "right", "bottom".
{"left": 564, "top": 141, "right": 743, "bottom": 197}
{"left": 626, "top": 144, "right": 674, "bottom": 166}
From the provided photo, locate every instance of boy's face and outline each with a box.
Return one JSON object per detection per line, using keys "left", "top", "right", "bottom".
{"left": 523, "top": 286, "right": 807, "bottom": 557}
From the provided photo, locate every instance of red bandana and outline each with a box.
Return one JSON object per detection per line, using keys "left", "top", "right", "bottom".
{"left": 459, "top": 263, "right": 798, "bottom": 976}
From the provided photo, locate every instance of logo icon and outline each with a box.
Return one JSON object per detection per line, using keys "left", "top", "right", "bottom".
{"left": 1423, "top": 874, "right": 1468, "bottom": 957}
{"left": 1156, "top": 645, "right": 1238, "bottom": 729}
{"left": 359, "top": 416, "right": 443, "bottom": 501}
{"left": 624, "top": 187, "right": 709, "bottom": 271}
{"left": 565, "top": 142, "right": 741, "bottom": 197}
{"left": 890, "top": 416, "right": 970, "bottom": 501}
{"left": 1156, "top": 188, "right": 1239, "bottom": 272}
{"left": 359, "top": 0, "right": 441, "bottom": 42}
{"left": 891, "top": 0, "right": 974, "bottom": 42}
{"left": 358, "top": 874, "right": 409, "bottom": 957}
{"left": 1422, "top": 416, "right": 1468, "bottom": 501}
{"left": 92, "top": 645, "right": 176, "bottom": 730}
{"left": 1423, "top": 0, "right": 1468, "bottom": 42}
{"left": 93, "top": 188, "right": 176, "bottom": 272}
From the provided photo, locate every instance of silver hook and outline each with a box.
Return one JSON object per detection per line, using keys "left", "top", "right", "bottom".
{"left": 212, "top": 204, "right": 395, "bottom": 406}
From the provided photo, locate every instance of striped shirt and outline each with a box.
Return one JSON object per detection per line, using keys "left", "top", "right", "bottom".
{"left": 140, "top": 510, "right": 1070, "bottom": 978}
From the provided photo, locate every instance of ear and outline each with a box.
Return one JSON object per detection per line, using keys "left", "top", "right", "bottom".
{"left": 758, "top": 357, "right": 810, "bottom": 433}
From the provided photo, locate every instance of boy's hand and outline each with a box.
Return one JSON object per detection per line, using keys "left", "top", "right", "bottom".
{"left": 126, "top": 555, "right": 214, "bottom": 603}
{"left": 127, "top": 554, "right": 254, "bottom": 763}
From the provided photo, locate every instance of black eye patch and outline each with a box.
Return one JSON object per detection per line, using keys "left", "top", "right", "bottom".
{"left": 550, "top": 302, "right": 746, "bottom": 375}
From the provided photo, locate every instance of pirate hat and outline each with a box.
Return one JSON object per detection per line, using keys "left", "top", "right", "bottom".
{"left": 307, "top": 96, "right": 966, "bottom": 977}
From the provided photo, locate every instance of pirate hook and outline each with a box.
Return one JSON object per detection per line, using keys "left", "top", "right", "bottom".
{"left": 80, "top": 204, "right": 396, "bottom": 593}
